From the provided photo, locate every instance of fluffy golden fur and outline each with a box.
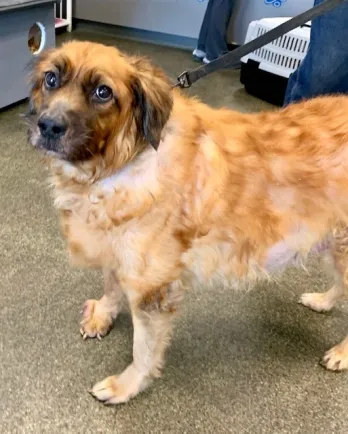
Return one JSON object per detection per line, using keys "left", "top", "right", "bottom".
{"left": 27, "top": 40, "right": 348, "bottom": 404}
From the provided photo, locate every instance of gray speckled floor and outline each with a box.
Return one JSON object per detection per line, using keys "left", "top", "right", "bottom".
{"left": 0, "top": 30, "right": 347, "bottom": 434}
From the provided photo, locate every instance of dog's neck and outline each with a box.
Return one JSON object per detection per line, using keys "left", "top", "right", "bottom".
{"left": 95, "top": 146, "right": 160, "bottom": 195}
{"left": 48, "top": 145, "right": 164, "bottom": 226}
{"left": 48, "top": 144, "right": 156, "bottom": 185}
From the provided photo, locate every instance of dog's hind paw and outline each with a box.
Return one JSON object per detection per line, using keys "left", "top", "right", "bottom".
{"left": 322, "top": 337, "right": 348, "bottom": 371}
{"left": 299, "top": 292, "right": 335, "bottom": 313}
{"left": 80, "top": 299, "right": 114, "bottom": 340}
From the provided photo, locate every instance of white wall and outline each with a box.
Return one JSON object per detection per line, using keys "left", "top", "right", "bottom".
{"left": 74, "top": 0, "right": 208, "bottom": 40}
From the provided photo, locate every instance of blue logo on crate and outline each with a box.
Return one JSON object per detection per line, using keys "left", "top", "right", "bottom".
{"left": 265, "top": 0, "right": 287, "bottom": 7}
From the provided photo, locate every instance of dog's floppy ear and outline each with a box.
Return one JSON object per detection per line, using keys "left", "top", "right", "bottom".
{"left": 130, "top": 61, "right": 173, "bottom": 150}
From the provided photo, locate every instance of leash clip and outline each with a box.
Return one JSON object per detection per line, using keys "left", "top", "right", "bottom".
{"left": 174, "top": 71, "right": 191, "bottom": 89}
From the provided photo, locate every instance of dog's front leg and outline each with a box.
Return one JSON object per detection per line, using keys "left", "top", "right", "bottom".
{"left": 91, "top": 283, "right": 183, "bottom": 404}
{"left": 80, "top": 269, "right": 123, "bottom": 340}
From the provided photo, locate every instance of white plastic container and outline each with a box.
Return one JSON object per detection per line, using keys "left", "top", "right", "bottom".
{"left": 240, "top": 17, "right": 311, "bottom": 106}
{"left": 241, "top": 17, "right": 311, "bottom": 78}
{"left": 228, "top": 0, "right": 314, "bottom": 46}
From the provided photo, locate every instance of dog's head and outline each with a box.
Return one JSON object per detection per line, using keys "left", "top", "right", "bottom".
{"left": 27, "top": 41, "right": 173, "bottom": 166}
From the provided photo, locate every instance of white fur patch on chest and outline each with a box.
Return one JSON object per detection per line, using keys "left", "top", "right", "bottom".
{"left": 96, "top": 148, "right": 159, "bottom": 196}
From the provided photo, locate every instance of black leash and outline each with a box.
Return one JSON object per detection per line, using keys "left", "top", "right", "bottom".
{"left": 174, "top": 0, "right": 348, "bottom": 89}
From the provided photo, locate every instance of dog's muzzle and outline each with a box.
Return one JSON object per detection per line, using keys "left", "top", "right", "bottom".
{"left": 38, "top": 116, "right": 67, "bottom": 141}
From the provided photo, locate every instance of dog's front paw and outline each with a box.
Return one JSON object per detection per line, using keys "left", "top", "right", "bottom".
{"left": 80, "top": 299, "right": 114, "bottom": 340}
{"left": 299, "top": 292, "right": 335, "bottom": 313}
{"left": 90, "top": 365, "right": 150, "bottom": 405}
{"left": 322, "top": 338, "right": 348, "bottom": 371}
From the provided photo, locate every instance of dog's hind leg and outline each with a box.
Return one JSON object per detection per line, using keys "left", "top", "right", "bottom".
{"left": 322, "top": 335, "right": 348, "bottom": 371}
{"left": 80, "top": 269, "right": 123, "bottom": 340}
{"left": 300, "top": 281, "right": 348, "bottom": 370}
{"left": 91, "top": 281, "right": 184, "bottom": 404}
{"left": 299, "top": 229, "right": 348, "bottom": 313}
{"left": 322, "top": 231, "right": 348, "bottom": 371}
{"left": 300, "top": 228, "right": 348, "bottom": 370}
{"left": 299, "top": 283, "right": 345, "bottom": 313}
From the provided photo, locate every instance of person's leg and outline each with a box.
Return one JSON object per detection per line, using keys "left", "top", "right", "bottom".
{"left": 204, "top": 0, "right": 235, "bottom": 61}
{"left": 194, "top": 0, "right": 214, "bottom": 59}
{"left": 284, "top": 0, "right": 348, "bottom": 105}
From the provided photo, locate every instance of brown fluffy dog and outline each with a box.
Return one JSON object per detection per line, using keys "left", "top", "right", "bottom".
{"left": 27, "top": 40, "right": 348, "bottom": 404}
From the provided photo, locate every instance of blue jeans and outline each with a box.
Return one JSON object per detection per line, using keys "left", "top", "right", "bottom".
{"left": 197, "top": 0, "right": 235, "bottom": 61}
{"left": 284, "top": 0, "right": 348, "bottom": 105}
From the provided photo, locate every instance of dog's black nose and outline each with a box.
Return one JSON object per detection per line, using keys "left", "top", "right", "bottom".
{"left": 38, "top": 117, "right": 67, "bottom": 139}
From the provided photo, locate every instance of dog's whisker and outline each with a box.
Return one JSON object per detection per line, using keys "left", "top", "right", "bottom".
{"left": 86, "top": 148, "right": 96, "bottom": 158}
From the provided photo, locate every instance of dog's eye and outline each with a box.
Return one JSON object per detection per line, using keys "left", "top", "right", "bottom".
{"left": 94, "top": 85, "right": 113, "bottom": 102}
{"left": 44, "top": 71, "right": 59, "bottom": 89}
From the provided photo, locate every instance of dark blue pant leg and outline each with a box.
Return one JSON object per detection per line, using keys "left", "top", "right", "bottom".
{"left": 197, "top": 0, "right": 214, "bottom": 52}
{"left": 198, "top": 0, "right": 235, "bottom": 60}
{"left": 284, "top": 0, "right": 348, "bottom": 105}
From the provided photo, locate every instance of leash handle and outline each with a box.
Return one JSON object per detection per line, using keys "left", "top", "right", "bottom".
{"left": 174, "top": 0, "right": 348, "bottom": 89}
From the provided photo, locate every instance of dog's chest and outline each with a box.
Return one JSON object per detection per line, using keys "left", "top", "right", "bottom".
{"left": 58, "top": 199, "right": 137, "bottom": 269}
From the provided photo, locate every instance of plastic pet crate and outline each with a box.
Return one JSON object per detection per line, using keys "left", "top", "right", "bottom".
{"left": 240, "top": 17, "right": 311, "bottom": 106}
